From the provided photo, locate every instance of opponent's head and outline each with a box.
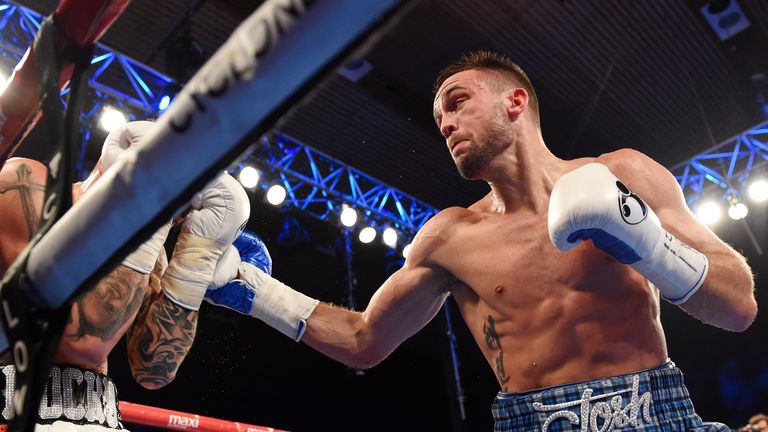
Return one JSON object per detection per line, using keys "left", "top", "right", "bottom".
{"left": 433, "top": 51, "right": 539, "bottom": 179}
{"left": 748, "top": 414, "right": 768, "bottom": 431}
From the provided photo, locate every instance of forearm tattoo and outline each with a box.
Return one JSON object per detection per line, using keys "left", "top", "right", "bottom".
{"left": 483, "top": 315, "right": 510, "bottom": 391}
{"left": 0, "top": 163, "right": 46, "bottom": 239}
{"left": 126, "top": 291, "right": 197, "bottom": 387}
{"left": 70, "top": 266, "right": 147, "bottom": 341}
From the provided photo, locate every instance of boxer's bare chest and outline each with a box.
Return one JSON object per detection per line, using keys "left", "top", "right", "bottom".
{"left": 440, "top": 211, "right": 618, "bottom": 309}
{"left": 439, "top": 211, "right": 664, "bottom": 390}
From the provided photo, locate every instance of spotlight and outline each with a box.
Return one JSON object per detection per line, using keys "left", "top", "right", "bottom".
{"left": 728, "top": 201, "right": 748, "bottom": 220}
{"left": 266, "top": 184, "right": 286, "bottom": 205}
{"left": 158, "top": 95, "right": 172, "bottom": 111}
{"left": 238, "top": 166, "right": 260, "bottom": 189}
{"left": 382, "top": 227, "right": 398, "bottom": 248}
{"left": 748, "top": 179, "right": 768, "bottom": 202}
{"left": 340, "top": 205, "right": 358, "bottom": 227}
{"left": 402, "top": 243, "right": 413, "bottom": 259}
{"left": 359, "top": 226, "right": 376, "bottom": 244}
{"left": 99, "top": 107, "right": 127, "bottom": 132}
{"left": 694, "top": 200, "right": 722, "bottom": 226}
{"left": 0, "top": 72, "right": 7, "bottom": 95}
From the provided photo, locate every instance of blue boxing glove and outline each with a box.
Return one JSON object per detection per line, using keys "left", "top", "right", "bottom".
{"left": 234, "top": 230, "right": 272, "bottom": 276}
{"left": 205, "top": 230, "right": 319, "bottom": 341}
{"left": 205, "top": 230, "right": 273, "bottom": 313}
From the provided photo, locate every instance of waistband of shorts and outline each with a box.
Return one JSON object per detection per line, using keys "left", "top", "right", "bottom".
{"left": 0, "top": 363, "right": 123, "bottom": 429}
{"left": 496, "top": 359, "right": 676, "bottom": 401}
{"left": 491, "top": 359, "right": 691, "bottom": 421}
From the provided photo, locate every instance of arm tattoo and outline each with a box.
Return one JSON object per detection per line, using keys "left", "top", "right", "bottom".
{"left": 126, "top": 290, "right": 198, "bottom": 387}
{"left": 71, "top": 266, "right": 147, "bottom": 341}
{"left": 0, "top": 163, "right": 46, "bottom": 239}
{"left": 483, "top": 315, "right": 511, "bottom": 391}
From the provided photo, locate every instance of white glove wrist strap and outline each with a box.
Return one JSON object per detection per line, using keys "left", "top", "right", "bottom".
{"left": 162, "top": 232, "right": 226, "bottom": 311}
{"left": 631, "top": 230, "right": 709, "bottom": 304}
{"left": 238, "top": 261, "right": 319, "bottom": 341}
{"left": 122, "top": 221, "right": 172, "bottom": 274}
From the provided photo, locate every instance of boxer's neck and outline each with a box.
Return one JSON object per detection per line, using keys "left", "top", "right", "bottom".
{"left": 485, "top": 125, "right": 566, "bottom": 215}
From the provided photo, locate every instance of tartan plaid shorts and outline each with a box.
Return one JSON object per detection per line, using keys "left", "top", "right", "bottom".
{"left": 491, "top": 359, "right": 729, "bottom": 432}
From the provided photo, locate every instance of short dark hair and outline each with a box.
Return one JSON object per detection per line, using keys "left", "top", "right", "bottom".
{"left": 433, "top": 50, "right": 540, "bottom": 125}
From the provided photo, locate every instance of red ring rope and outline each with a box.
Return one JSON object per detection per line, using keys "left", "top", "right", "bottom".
{"left": 120, "top": 401, "right": 288, "bottom": 432}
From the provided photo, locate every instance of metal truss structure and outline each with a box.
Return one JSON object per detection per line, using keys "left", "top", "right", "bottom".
{"left": 2, "top": 0, "right": 766, "bottom": 242}
{"left": 671, "top": 121, "right": 768, "bottom": 207}
{"left": 246, "top": 132, "right": 438, "bottom": 240}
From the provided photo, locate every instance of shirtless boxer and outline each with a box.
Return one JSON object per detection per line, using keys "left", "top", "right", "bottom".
{"left": 206, "top": 51, "right": 756, "bottom": 431}
{"left": 0, "top": 121, "right": 249, "bottom": 431}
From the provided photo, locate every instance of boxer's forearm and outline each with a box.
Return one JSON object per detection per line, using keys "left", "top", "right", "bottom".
{"left": 126, "top": 290, "right": 198, "bottom": 389}
{"left": 677, "top": 247, "right": 756, "bottom": 332}
{"left": 302, "top": 303, "right": 388, "bottom": 370}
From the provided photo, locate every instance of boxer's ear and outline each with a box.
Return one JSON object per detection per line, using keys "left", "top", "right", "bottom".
{"left": 505, "top": 87, "right": 528, "bottom": 122}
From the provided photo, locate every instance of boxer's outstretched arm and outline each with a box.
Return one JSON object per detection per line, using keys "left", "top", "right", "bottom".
{"left": 204, "top": 214, "right": 456, "bottom": 368}
{"left": 125, "top": 252, "right": 198, "bottom": 389}
{"left": 601, "top": 149, "right": 756, "bottom": 331}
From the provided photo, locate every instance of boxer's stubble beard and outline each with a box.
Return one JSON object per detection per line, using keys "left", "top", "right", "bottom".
{"left": 456, "top": 101, "right": 513, "bottom": 180}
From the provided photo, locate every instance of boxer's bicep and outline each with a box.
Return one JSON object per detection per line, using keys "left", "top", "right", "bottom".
{"left": 366, "top": 264, "right": 450, "bottom": 347}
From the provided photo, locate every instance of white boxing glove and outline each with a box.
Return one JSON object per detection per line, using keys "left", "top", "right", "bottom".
{"left": 209, "top": 244, "right": 241, "bottom": 289}
{"left": 548, "top": 163, "right": 708, "bottom": 304}
{"left": 80, "top": 121, "right": 156, "bottom": 193}
{"left": 81, "top": 120, "right": 170, "bottom": 274}
{"left": 161, "top": 173, "right": 250, "bottom": 310}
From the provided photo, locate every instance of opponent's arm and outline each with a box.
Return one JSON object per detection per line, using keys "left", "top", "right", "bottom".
{"left": 205, "top": 217, "right": 454, "bottom": 369}
{"left": 127, "top": 172, "right": 250, "bottom": 388}
{"left": 125, "top": 250, "right": 199, "bottom": 390}
{"left": 604, "top": 150, "right": 756, "bottom": 331}
{"left": 549, "top": 149, "right": 755, "bottom": 331}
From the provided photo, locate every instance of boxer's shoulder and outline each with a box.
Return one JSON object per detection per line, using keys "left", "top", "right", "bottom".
{"left": 593, "top": 149, "right": 659, "bottom": 179}
{"left": 595, "top": 148, "right": 678, "bottom": 200}
{"left": 424, "top": 206, "right": 479, "bottom": 236}
{"left": 407, "top": 206, "right": 481, "bottom": 265}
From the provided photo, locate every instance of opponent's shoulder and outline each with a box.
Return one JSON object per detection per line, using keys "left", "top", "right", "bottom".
{"left": 0, "top": 157, "right": 48, "bottom": 181}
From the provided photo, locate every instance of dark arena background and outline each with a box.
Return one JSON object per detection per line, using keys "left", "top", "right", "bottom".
{"left": 3, "top": 0, "right": 768, "bottom": 430}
